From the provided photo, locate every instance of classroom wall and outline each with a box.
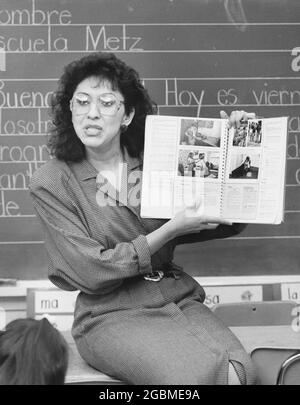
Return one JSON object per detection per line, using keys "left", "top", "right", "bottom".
{"left": 0, "top": 0, "right": 300, "bottom": 280}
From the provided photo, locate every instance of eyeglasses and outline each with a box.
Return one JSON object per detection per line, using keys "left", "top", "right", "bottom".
{"left": 70, "top": 92, "right": 124, "bottom": 116}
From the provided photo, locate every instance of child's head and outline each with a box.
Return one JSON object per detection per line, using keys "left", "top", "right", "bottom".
{"left": 0, "top": 318, "right": 69, "bottom": 385}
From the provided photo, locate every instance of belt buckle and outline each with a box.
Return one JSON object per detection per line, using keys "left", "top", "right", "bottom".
{"left": 143, "top": 270, "right": 164, "bottom": 282}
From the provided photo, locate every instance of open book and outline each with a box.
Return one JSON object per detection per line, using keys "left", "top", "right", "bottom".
{"left": 140, "top": 115, "right": 288, "bottom": 224}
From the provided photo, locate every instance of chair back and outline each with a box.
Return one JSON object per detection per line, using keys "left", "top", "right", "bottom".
{"left": 211, "top": 300, "right": 299, "bottom": 326}
{"left": 251, "top": 347, "right": 300, "bottom": 385}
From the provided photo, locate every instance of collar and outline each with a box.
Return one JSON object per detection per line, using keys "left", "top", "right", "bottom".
{"left": 71, "top": 148, "right": 142, "bottom": 181}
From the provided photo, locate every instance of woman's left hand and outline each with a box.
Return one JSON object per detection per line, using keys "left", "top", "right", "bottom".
{"left": 220, "top": 110, "right": 256, "bottom": 129}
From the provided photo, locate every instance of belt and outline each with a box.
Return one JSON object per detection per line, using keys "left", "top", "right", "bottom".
{"left": 143, "top": 263, "right": 182, "bottom": 282}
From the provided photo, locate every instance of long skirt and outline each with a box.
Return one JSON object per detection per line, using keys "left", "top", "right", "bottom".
{"left": 72, "top": 272, "right": 257, "bottom": 385}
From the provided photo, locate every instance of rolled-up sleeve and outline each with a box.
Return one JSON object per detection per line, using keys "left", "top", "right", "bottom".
{"left": 29, "top": 174, "right": 152, "bottom": 295}
{"left": 131, "top": 235, "right": 152, "bottom": 273}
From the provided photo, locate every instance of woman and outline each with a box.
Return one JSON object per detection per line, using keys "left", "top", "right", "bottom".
{"left": 231, "top": 156, "right": 252, "bottom": 179}
{"left": 194, "top": 153, "right": 209, "bottom": 177}
{"left": 29, "top": 52, "right": 257, "bottom": 385}
{"left": 0, "top": 318, "right": 68, "bottom": 385}
{"left": 187, "top": 152, "right": 196, "bottom": 177}
{"left": 184, "top": 125, "right": 197, "bottom": 145}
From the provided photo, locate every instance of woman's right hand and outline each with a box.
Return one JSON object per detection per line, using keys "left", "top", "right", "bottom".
{"left": 168, "top": 198, "right": 232, "bottom": 238}
{"left": 220, "top": 110, "right": 256, "bottom": 128}
{"left": 146, "top": 198, "right": 233, "bottom": 255}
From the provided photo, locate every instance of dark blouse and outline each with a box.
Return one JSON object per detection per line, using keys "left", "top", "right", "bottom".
{"left": 29, "top": 149, "right": 245, "bottom": 296}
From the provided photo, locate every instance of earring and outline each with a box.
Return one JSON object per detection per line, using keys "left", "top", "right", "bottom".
{"left": 121, "top": 124, "right": 128, "bottom": 133}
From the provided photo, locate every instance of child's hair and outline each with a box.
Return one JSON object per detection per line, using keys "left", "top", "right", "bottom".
{"left": 0, "top": 318, "right": 69, "bottom": 385}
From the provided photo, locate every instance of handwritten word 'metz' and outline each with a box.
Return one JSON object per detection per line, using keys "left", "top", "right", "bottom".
{"left": 86, "top": 25, "right": 142, "bottom": 52}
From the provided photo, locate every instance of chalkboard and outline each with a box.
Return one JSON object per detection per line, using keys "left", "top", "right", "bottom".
{"left": 1, "top": 0, "right": 300, "bottom": 280}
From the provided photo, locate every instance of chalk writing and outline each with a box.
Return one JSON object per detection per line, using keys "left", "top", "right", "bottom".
{"left": 0, "top": 160, "right": 43, "bottom": 191}
{"left": 223, "top": 0, "right": 248, "bottom": 32}
{"left": 289, "top": 116, "right": 300, "bottom": 132}
{"left": 0, "top": 172, "right": 27, "bottom": 190}
{"left": 0, "top": 189, "right": 20, "bottom": 216}
{"left": 294, "top": 169, "right": 300, "bottom": 185}
{"left": 0, "top": 108, "right": 51, "bottom": 135}
{"left": 0, "top": 0, "right": 299, "bottom": 281}
{"left": 0, "top": 0, "right": 72, "bottom": 25}
{"left": 0, "top": 144, "right": 49, "bottom": 162}
{"left": 287, "top": 134, "right": 300, "bottom": 159}
{"left": 86, "top": 25, "right": 143, "bottom": 52}
{"left": 217, "top": 88, "right": 238, "bottom": 105}
{"left": 165, "top": 79, "right": 205, "bottom": 117}
{"left": 252, "top": 85, "right": 300, "bottom": 105}
{"left": 0, "top": 80, "right": 53, "bottom": 108}
{"left": 0, "top": 27, "right": 68, "bottom": 52}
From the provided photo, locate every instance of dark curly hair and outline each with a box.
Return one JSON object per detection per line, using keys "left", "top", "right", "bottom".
{"left": 48, "top": 52, "right": 157, "bottom": 161}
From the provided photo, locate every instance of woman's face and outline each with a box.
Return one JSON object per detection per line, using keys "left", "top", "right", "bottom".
{"left": 71, "top": 76, "right": 134, "bottom": 154}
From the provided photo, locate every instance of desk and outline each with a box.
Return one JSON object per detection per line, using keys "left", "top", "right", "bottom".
{"left": 64, "top": 326, "right": 300, "bottom": 385}
{"left": 232, "top": 325, "right": 300, "bottom": 384}
{"left": 231, "top": 325, "right": 300, "bottom": 352}
{"left": 63, "top": 331, "right": 122, "bottom": 385}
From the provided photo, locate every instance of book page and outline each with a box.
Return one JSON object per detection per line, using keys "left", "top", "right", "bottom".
{"left": 141, "top": 115, "right": 227, "bottom": 219}
{"left": 140, "top": 115, "right": 178, "bottom": 218}
{"left": 222, "top": 117, "right": 288, "bottom": 223}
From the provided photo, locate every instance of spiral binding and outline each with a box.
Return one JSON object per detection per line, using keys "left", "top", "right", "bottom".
{"left": 220, "top": 119, "right": 230, "bottom": 218}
